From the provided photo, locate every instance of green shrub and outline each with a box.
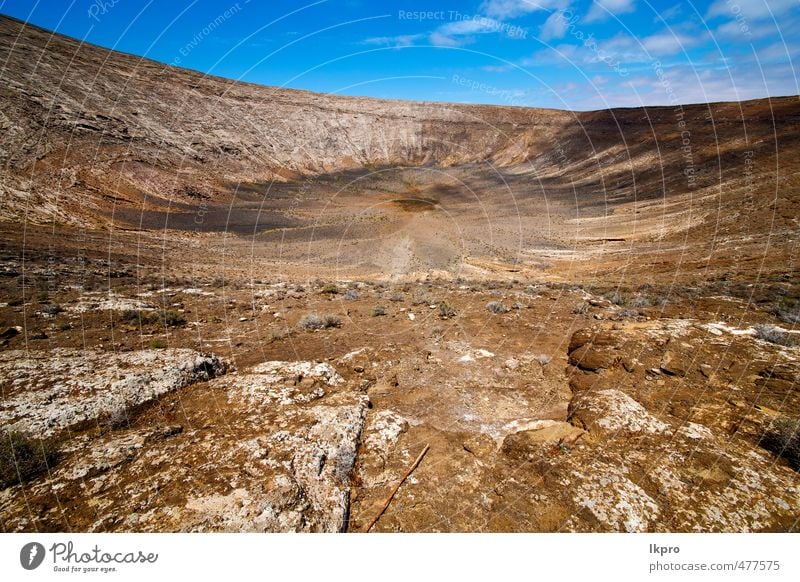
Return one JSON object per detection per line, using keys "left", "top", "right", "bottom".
{"left": 0, "top": 432, "right": 59, "bottom": 489}
{"left": 149, "top": 338, "right": 167, "bottom": 349}
{"left": 438, "top": 301, "right": 457, "bottom": 318}
{"left": 121, "top": 309, "right": 185, "bottom": 328}
{"left": 321, "top": 283, "right": 339, "bottom": 295}
{"left": 160, "top": 310, "right": 186, "bottom": 327}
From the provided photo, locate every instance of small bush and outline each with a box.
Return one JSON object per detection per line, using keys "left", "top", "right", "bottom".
{"left": 630, "top": 295, "right": 652, "bottom": 308}
{"left": 536, "top": 354, "right": 552, "bottom": 366}
{"left": 373, "top": 306, "right": 386, "bottom": 316}
{"left": 486, "top": 301, "right": 509, "bottom": 314}
{"left": 41, "top": 304, "right": 63, "bottom": 316}
{"left": 606, "top": 291, "right": 625, "bottom": 305}
{"left": 321, "top": 283, "right": 339, "bottom": 295}
{"left": 342, "top": 289, "right": 359, "bottom": 301}
{"left": 618, "top": 308, "right": 640, "bottom": 319}
{"left": 0, "top": 432, "right": 59, "bottom": 489}
{"left": 160, "top": 310, "right": 186, "bottom": 327}
{"left": 149, "top": 338, "right": 167, "bottom": 349}
{"left": 411, "top": 288, "right": 432, "bottom": 305}
{"left": 103, "top": 407, "right": 130, "bottom": 431}
{"left": 270, "top": 328, "right": 291, "bottom": 342}
{"left": 298, "top": 313, "right": 324, "bottom": 330}
{"left": 770, "top": 298, "right": 800, "bottom": 324}
{"left": 121, "top": 309, "right": 141, "bottom": 323}
{"left": 389, "top": 292, "right": 405, "bottom": 302}
{"left": 761, "top": 417, "right": 800, "bottom": 470}
{"left": 298, "top": 313, "right": 341, "bottom": 330}
{"left": 122, "top": 309, "right": 185, "bottom": 327}
{"left": 573, "top": 302, "right": 590, "bottom": 314}
{"left": 322, "top": 314, "right": 342, "bottom": 328}
{"left": 438, "top": 301, "right": 457, "bottom": 318}
{"left": 754, "top": 324, "right": 799, "bottom": 347}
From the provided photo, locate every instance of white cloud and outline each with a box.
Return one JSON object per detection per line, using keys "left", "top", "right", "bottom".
{"left": 585, "top": 0, "right": 637, "bottom": 23}
{"left": 641, "top": 32, "right": 701, "bottom": 56}
{"left": 540, "top": 11, "right": 569, "bottom": 41}
{"left": 480, "top": 0, "right": 567, "bottom": 19}
{"left": 657, "top": 4, "right": 683, "bottom": 22}
{"left": 429, "top": 32, "right": 466, "bottom": 47}
{"left": 439, "top": 18, "right": 502, "bottom": 36}
{"left": 363, "top": 34, "right": 424, "bottom": 47}
{"left": 706, "top": 0, "right": 798, "bottom": 20}
{"left": 482, "top": 64, "right": 514, "bottom": 72}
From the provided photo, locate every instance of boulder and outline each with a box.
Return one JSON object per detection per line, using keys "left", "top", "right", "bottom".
{"left": 568, "top": 389, "right": 670, "bottom": 435}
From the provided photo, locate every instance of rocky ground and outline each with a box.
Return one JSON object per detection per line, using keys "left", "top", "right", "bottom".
{"left": 1, "top": 270, "right": 798, "bottom": 532}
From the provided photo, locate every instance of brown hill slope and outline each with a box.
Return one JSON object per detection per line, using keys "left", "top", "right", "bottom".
{"left": 0, "top": 13, "right": 798, "bottom": 285}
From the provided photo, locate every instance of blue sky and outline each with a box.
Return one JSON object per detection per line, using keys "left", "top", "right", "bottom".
{"left": 1, "top": 0, "right": 798, "bottom": 110}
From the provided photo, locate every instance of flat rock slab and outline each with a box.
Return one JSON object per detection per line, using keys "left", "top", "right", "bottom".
{"left": 0, "top": 348, "right": 227, "bottom": 437}
{"left": 0, "top": 359, "right": 367, "bottom": 533}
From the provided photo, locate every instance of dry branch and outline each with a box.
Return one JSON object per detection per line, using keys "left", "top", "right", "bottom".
{"left": 364, "top": 443, "right": 430, "bottom": 532}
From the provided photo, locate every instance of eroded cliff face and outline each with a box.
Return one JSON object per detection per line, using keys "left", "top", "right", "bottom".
{"left": 0, "top": 15, "right": 571, "bottom": 206}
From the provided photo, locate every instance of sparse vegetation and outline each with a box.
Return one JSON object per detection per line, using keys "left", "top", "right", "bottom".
{"left": 536, "top": 354, "right": 552, "bottom": 366}
{"left": 573, "top": 302, "right": 590, "bottom": 314}
{"left": 342, "top": 289, "right": 359, "bottom": 301}
{"left": 0, "top": 432, "right": 59, "bottom": 489}
{"left": 120, "top": 309, "right": 186, "bottom": 327}
{"left": 270, "top": 328, "right": 292, "bottom": 342}
{"left": 411, "top": 288, "right": 432, "bottom": 305}
{"left": 103, "top": 407, "right": 130, "bottom": 431}
{"left": 770, "top": 297, "right": 800, "bottom": 324}
{"left": 149, "top": 338, "right": 167, "bottom": 349}
{"left": 41, "top": 303, "right": 63, "bottom": 316}
{"left": 753, "top": 324, "right": 798, "bottom": 347}
{"left": 389, "top": 292, "right": 405, "bottom": 302}
{"left": 298, "top": 313, "right": 341, "bottom": 330}
{"left": 321, "top": 283, "right": 339, "bottom": 295}
{"left": 438, "top": 301, "right": 457, "bottom": 318}
{"left": 298, "top": 313, "right": 324, "bottom": 330}
{"left": 372, "top": 305, "right": 386, "bottom": 316}
{"left": 760, "top": 417, "right": 800, "bottom": 470}
{"left": 160, "top": 310, "right": 186, "bottom": 327}
{"left": 322, "top": 314, "right": 342, "bottom": 328}
{"left": 486, "top": 301, "right": 509, "bottom": 314}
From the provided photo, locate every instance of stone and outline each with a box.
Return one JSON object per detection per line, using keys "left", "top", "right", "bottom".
{"left": 568, "top": 389, "right": 670, "bottom": 435}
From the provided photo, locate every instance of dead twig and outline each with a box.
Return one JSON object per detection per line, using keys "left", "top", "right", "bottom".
{"left": 364, "top": 443, "right": 430, "bottom": 532}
